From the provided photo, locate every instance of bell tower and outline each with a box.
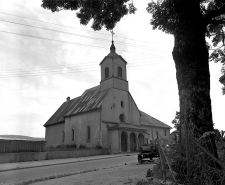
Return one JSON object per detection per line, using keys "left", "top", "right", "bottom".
{"left": 99, "top": 41, "right": 129, "bottom": 92}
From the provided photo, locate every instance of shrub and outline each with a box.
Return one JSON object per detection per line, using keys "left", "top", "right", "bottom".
{"left": 79, "top": 144, "right": 86, "bottom": 149}
{"left": 95, "top": 145, "right": 102, "bottom": 149}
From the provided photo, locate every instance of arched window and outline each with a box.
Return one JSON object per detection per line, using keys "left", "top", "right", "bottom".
{"left": 105, "top": 67, "right": 109, "bottom": 79}
{"left": 72, "top": 129, "right": 75, "bottom": 141}
{"left": 118, "top": 67, "right": 122, "bottom": 78}
{"left": 87, "top": 126, "right": 91, "bottom": 141}
{"left": 121, "top": 101, "right": 124, "bottom": 108}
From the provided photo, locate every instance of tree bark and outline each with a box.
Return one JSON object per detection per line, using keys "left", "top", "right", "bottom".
{"left": 172, "top": 7, "right": 218, "bottom": 158}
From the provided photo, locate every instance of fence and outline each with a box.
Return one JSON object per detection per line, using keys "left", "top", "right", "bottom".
{"left": 156, "top": 125, "right": 225, "bottom": 185}
{"left": 0, "top": 139, "right": 46, "bottom": 153}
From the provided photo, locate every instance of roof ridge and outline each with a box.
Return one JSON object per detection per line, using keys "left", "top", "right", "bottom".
{"left": 140, "top": 110, "right": 171, "bottom": 129}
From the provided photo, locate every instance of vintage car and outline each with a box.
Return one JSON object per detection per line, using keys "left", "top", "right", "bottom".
{"left": 138, "top": 144, "right": 159, "bottom": 164}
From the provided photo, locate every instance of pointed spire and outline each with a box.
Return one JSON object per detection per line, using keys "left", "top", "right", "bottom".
{"left": 110, "top": 41, "right": 116, "bottom": 53}
{"left": 110, "top": 30, "right": 116, "bottom": 53}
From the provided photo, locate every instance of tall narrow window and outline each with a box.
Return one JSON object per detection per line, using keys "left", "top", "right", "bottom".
{"left": 72, "top": 129, "right": 75, "bottom": 141}
{"left": 118, "top": 67, "right": 122, "bottom": 78}
{"left": 121, "top": 101, "right": 124, "bottom": 108}
{"left": 105, "top": 67, "right": 109, "bottom": 79}
{"left": 164, "top": 129, "right": 167, "bottom": 136}
{"left": 87, "top": 126, "right": 91, "bottom": 141}
{"left": 62, "top": 131, "right": 65, "bottom": 143}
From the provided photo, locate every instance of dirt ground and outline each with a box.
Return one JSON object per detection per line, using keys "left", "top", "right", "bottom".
{"left": 32, "top": 162, "right": 153, "bottom": 185}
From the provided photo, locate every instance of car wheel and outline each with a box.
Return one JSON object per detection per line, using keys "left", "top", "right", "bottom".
{"left": 138, "top": 156, "right": 143, "bottom": 164}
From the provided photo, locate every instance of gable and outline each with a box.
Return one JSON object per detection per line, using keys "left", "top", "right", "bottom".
{"left": 140, "top": 111, "right": 171, "bottom": 129}
{"left": 44, "top": 85, "right": 110, "bottom": 127}
{"left": 101, "top": 88, "right": 141, "bottom": 125}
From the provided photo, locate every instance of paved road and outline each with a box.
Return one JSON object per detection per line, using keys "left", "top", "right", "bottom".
{"left": 0, "top": 155, "right": 138, "bottom": 185}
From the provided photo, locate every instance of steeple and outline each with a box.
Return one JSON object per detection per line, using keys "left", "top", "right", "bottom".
{"left": 110, "top": 41, "right": 116, "bottom": 53}
{"left": 99, "top": 31, "right": 128, "bottom": 92}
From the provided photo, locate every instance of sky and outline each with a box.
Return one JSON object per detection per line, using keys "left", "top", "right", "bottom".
{"left": 0, "top": 0, "right": 224, "bottom": 138}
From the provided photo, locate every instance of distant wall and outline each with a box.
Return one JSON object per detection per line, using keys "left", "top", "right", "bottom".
{"left": 0, "top": 139, "right": 46, "bottom": 153}
{"left": 0, "top": 149, "right": 109, "bottom": 164}
{"left": 45, "top": 122, "right": 65, "bottom": 147}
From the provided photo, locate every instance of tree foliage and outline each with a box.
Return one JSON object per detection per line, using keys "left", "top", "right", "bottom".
{"left": 41, "top": 0, "right": 136, "bottom": 31}
{"left": 172, "top": 111, "right": 180, "bottom": 130}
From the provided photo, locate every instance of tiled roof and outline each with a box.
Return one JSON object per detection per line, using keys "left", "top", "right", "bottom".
{"left": 140, "top": 111, "right": 171, "bottom": 129}
{"left": 44, "top": 85, "right": 109, "bottom": 127}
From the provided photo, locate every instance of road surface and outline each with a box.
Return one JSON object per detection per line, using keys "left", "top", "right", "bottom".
{"left": 0, "top": 155, "right": 153, "bottom": 185}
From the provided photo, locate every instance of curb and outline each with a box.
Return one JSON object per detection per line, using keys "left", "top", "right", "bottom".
{"left": 0, "top": 153, "right": 137, "bottom": 172}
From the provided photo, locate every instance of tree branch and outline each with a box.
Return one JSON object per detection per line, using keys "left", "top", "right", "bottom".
{"left": 205, "top": 3, "right": 225, "bottom": 25}
{"left": 208, "top": 19, "right": 225, "bottom": 25}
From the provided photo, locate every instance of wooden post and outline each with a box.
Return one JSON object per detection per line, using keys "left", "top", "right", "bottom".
{"left": 157, "top": 131, "right": 166, "bottom": 182}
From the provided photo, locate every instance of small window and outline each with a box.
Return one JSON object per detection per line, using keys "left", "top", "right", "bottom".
{"left": 119, "top": 114, "right": 125, "bottom": 123}
{"left": 165, "top": 129, "right": 167, "bottom": 136}
{"left": 87, "top": 126, "right": 91, "bottom": 141}
{"left": 118, "top": 67, "right": 122, "bottom": 78}
{"left": 62, "top": 131, "right": 65, "bottom": 143}
{"left": 72, "top": 129, "right": 75, "bottom": 141}
{"left": 121, "top": 101, "right": 124, "bottom": 108}
{"left": 105, "top": 67, "right": 109, "bottom": 79}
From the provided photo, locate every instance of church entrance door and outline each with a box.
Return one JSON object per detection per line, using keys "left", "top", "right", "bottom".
{"left": 130, "top": 132, "right": 136, "bottom": 152}
{"left": 138, "top": 133, "right": 144, "bottom": 150}
{"left": 121, "top": 131, "right": 128, "bottom": 152}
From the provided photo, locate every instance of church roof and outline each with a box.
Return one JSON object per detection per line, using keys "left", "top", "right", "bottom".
{"left": 140, "top": 111, "right": 171, "bottom": 129}
{"left": 44, "top": 85, "right": 109, "bottom": 127}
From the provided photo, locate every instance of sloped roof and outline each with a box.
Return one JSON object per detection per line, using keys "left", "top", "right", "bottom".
{"left": 140, "top": 111, "right": 171, "bottom": 129}
{"left": 44, "top": 85, "right": 109, "bottom": 127}
{"left": 170, "top": 130, "right": 179, "bottom": 135}
{"left": 108, "top": 123, "right": 147, "bottom": 132}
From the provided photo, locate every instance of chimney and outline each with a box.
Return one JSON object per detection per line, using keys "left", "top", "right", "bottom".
{"left": 66, "top": 97, "right": 70, "bottom": 102}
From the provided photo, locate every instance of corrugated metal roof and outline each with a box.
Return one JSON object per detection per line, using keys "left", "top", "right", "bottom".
{"left": 44, "top": 85, "right": 109, "bottom": 127}
{"left": 65, "top": 85, "right": 109, "bottom": 116}
{"left": 44, "top": 96, "right": 81, "bottom": 127}
{"left": 140, "top": 111, "right": 171, "bottom": 129}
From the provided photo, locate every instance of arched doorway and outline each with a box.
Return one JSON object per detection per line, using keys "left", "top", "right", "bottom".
{"left": 138, "top": 133, "right": 144, "bottom": 149}
{"left": 130, "top": 132, "right": 136, "bottom": 152}
{"left": 121, "top": 131, "right": 128, "bottom": 152}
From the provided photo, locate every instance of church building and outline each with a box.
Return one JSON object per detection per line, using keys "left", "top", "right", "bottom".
{"left": 44, "top": 42, "right": 171, "bottom": 153}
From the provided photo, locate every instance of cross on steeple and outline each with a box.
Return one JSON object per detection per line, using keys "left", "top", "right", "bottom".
{"left": 110, "top": 30, "right": 116, "bottom": 53}
{"left": 110, "top": 30, "right": 115, "bottom": 41}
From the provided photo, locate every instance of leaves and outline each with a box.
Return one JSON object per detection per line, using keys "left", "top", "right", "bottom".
{"left": 128, "top": 3, "right": 137, "bottom": 14}
{"left": 41, "top": 0, "right": 135, "bottom": 30}
{"left": 172, "top": 111, "right": 180, "bottom": 130}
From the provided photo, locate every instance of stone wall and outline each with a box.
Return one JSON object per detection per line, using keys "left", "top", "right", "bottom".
{"left": 0, "top": 149, "right": 108, "bottom": 164}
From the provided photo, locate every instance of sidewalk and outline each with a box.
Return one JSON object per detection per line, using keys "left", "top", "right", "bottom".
{"left": 0, "top": 152, "right": 138, "bottom": 172}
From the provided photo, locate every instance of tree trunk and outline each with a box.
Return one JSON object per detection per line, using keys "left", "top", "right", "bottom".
{"left": 172, "top": 6, "right": 218, "bottom": 158}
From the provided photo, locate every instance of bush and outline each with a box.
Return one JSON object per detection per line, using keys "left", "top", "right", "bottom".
{"left": 95, "top": 145, "right": 102, "bottom": 149}
{"left": 79, "top": 144, "right": 86, "bottom": 149}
